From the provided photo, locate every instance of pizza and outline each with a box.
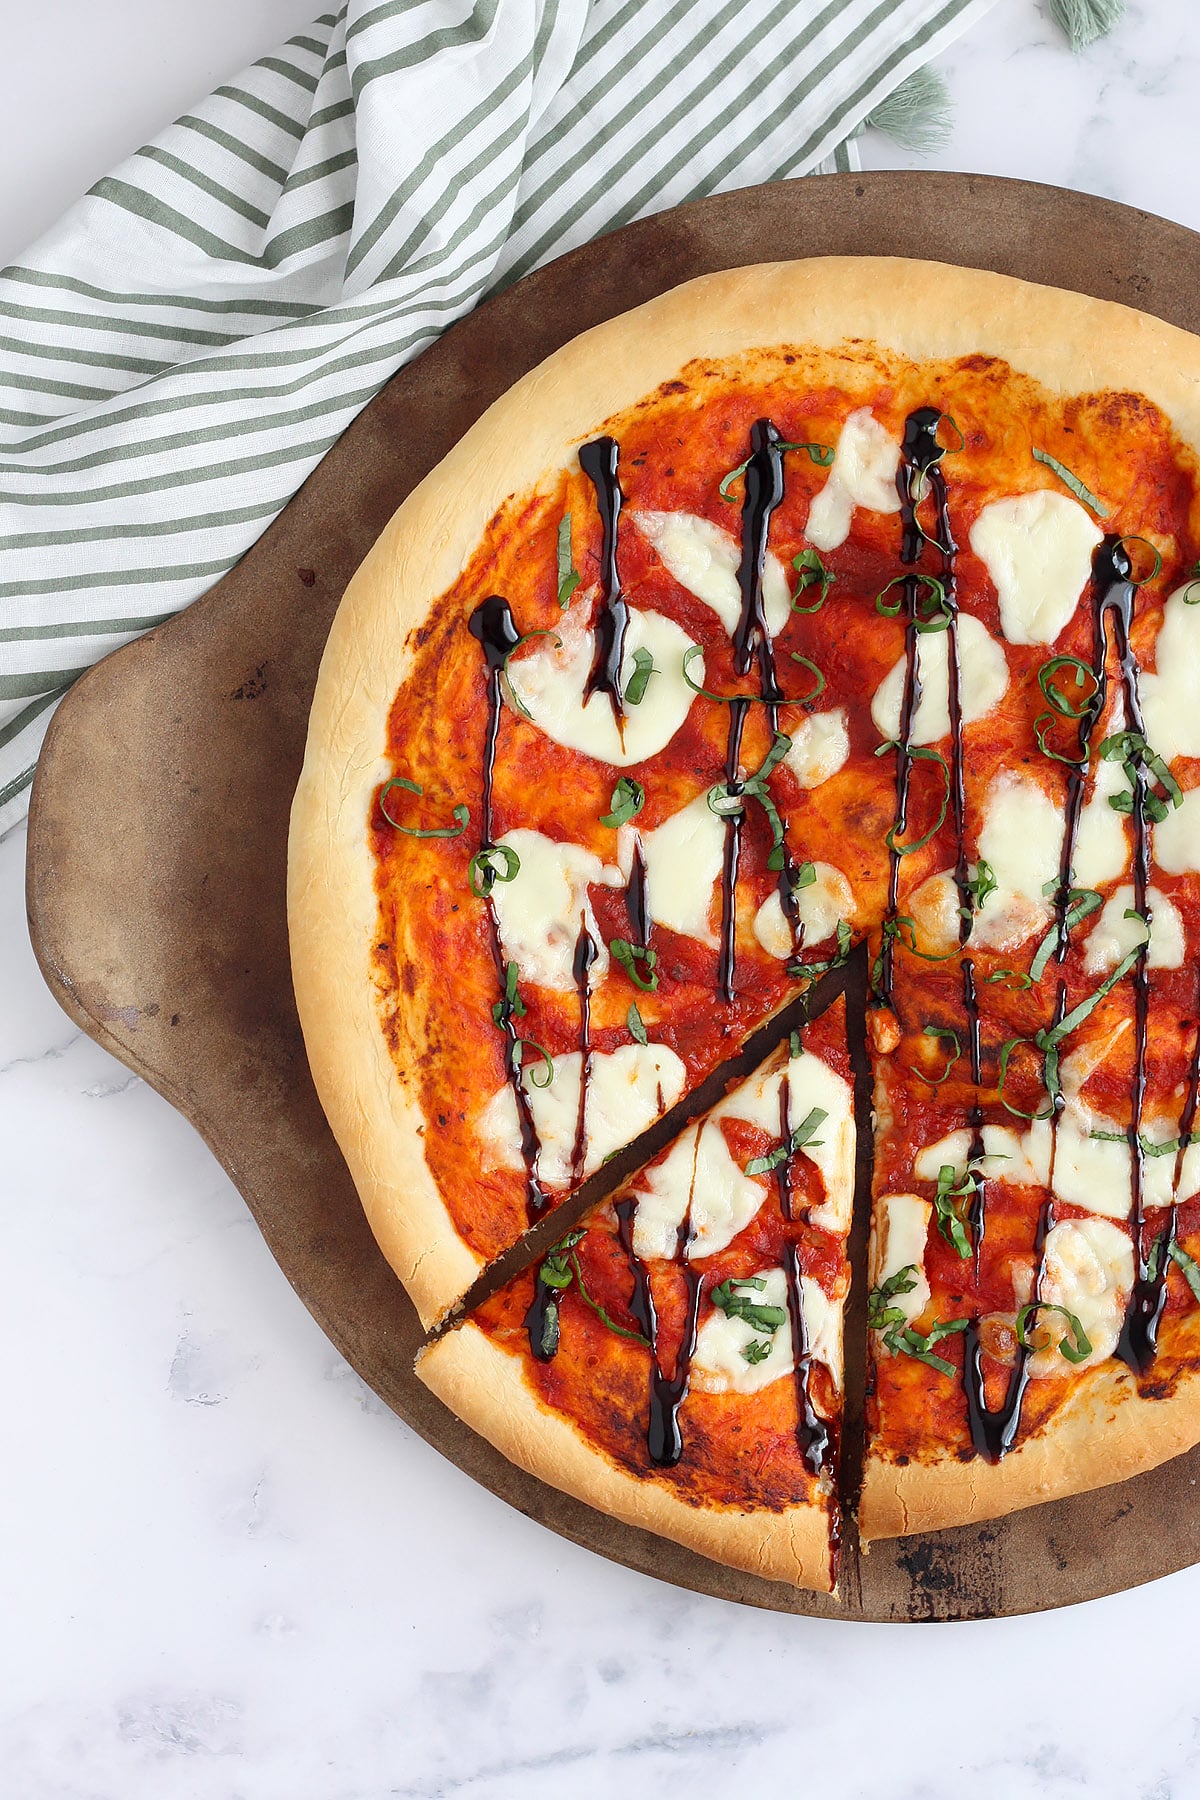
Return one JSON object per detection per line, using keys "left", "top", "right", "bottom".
{"left": 288, "top": 256, "right": 1200, "bottom": 1595}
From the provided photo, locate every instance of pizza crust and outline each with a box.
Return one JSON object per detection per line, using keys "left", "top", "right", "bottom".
{"left": 859, "top": 1347, "right": 1200, "bottom": 1541}
{"left": 416, "top": 1318, "right": 836, "bottom": 1592}
{"left": 289, "top": 255, "right": 1200, "bottom": 1333}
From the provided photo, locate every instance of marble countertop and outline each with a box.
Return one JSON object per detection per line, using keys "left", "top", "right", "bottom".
{"left": 6, "top": 2, "right": 1200, "bottom": 1795}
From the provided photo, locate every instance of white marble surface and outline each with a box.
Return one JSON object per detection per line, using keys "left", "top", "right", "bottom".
{"left": 6, "top": 2, "right": 1200, "bottom": 1795}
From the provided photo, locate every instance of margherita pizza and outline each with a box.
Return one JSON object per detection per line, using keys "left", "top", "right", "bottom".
{"left": 288, "top": 257, "right": 1200, "bottom": 1594}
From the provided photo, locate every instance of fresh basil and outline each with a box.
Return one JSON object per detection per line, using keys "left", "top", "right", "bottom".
{"left": 468, "top": 843, "right": 520, "bottom": 897}
{"left": 710, "top": 1275, "right": 788, "bottom": 1336}
{"left": 626, "top": 1001, "right": 648, "bottom": 1046}
{"left": 515, "top": 1038, "right": 555, "bottom": 1088}
{"left": 1029, "top": 887, "right": 1102, "bottom": 980}
{"left": 986, "top": 968, "right": 1034, "bottom": 989}
{"left": 380, "top": 776, "right": 469, "bottom": 838}
{"left": 600, "top": 776, "right": 645, "bottom": 829}
{"left": 874, "top": 742, "right": 951, "bottom": 856}
{"left": 491, "top": 959, "right": 527, "bottom": 1027}
{"left": 744, "top": 1106, "right": 828, "bottom": 1176}
{"left": 502, "top": 629, "right": 563, "bottom": 721}
{"left": 933, "top": 1160, "right": 976, "bottom": 1260}
{"left": 1112, "top": 535, "right": 1163, "bottom": 586}
{"left": 922, "top": 1025, "right": 962, "bottom": 1092}
{"left": 718, "top": 439, "right": 834, "bottom": 501}
{"left": 610, "top": 938, "right": 659, "bottom": 992}
{"left": 1037, "top": 654, "right": 1099, "bottom": 720}
{"left": 1099, "top": 729, "right": 1182, "bottom": 824}
{"left": 1015, "top": 1302, "right": 1092, "bottom": 1365}
{"left": 791, "top": 546, "right": 835, "bottom": 612}
{"left": 1032, "top": 446, "right": 1107, "bottom": 517}
{"left": 556, "top": 512, "right": 580, "bottom": 608}
{"left": 963, "top": 859, "right": 997, "bottom": 914}
{"left": 624, "top": 646, "right": 657, "bottom": 706}
{"left": 875, "top": 573, "right": 951, "bottom": 634}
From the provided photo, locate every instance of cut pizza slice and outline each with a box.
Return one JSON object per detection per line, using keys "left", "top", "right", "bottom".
{"left": 416, "top": 998, "right": 855, "bottom": 1592}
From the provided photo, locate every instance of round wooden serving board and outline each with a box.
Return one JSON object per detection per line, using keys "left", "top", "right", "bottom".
{"left": 26, "top": 173, "right": 1200, "bottom": 1621}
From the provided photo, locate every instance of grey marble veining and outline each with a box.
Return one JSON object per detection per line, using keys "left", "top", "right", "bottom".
{"left": 6, "top": 3, "right": 1200, "bottom": 1796}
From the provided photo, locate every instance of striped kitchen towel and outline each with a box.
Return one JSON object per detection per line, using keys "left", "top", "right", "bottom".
{"left": 0, "top": 0, "right": 1000, "bottom": 835}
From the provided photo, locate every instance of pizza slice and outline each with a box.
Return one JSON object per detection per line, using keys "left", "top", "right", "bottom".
{"left": 416, "top": 998, "right": 855, "bottom": 1592}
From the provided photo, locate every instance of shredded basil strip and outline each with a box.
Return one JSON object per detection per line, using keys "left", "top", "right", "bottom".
{"left": 867, "top": 1265, "right": 919, "bottom": 1329}
{"left": 875, "top": 573, "right": 951, "bottom": 633}
{"left": 556, "top": 512, "right": 580, "bottom": 608}
{"left": 1034, "top": 710, "right": 1088, "bottom": 767}
{"left": 987, "top": 968, "right": 1034, "bottom": 989}
{"left": 1168, "top": 1239, "right": 1200, "bottom": 1305}
{"left": 624, "top": 646, "right": 656, "bottom": 706}
{"left": 789, "top": 1029, "right": 803, "bottom": 1059}
{"left": 600, "top": 776, "right": 645, "bottom": 830}
{"left": 710, "top": 1275, "right": 788, "bottom": 1335}
{"left": 515, "top": 1038, "right": 555, "bottom": 1088}
{"left": 999, "top": 947, "right": 1140, "bottom": 1119}
{"left": 626, "top": 1001, "right": 648, "bottom": 1046}
{"left": 922, "top": 1025, "right": 962, "bottom": 1090}
{"left": 1037, "top": 654, "right": 1099, "bottom": 720}
{"left": 964, "top": 859, "right": 997, "bottom": 914}
{"left": 875, "top": 742, "right": 951, "bottom": 855}
{"left": 568, "top": 1253, "right": 649, "bottom": 1343}
{"left": 682, "top": 644, "right": 822, "bottom": 708}
{"left": 718, "top": 439, "right": 834, "bottom": 501}
{"left": 379, "top": 776, "right": 469, "bottom": 839}
{"left": 1099, "top": 728, "right": 1182, "bottom": 821}
{"left": 491, "top": 959, "right": 527, "bottom": 1026}
{"left": 789, "top": 918, "right": 853, "bottom": 984}
{"left": 1029, "top": 887, "right": 1102, "bottom": 980}
{"left": 1015, "top": 1302, "right": 1092, "bottom": 1364}
{"left": 791, "top": 860, "right": 817, "bottom": 894}
{"left": 1090, "top": 1129, "right": 1200, "bottom": 1157}
{"left": 791, "top": 546, "right": 834, "bottom": 612}
{"left": 1113, "top": 534, "right": 1163, "bottom": 586}
{"left": 468, "top": 843, "right": 520, "bottom": 897}
{"left": 933, "top": 1161, "right": 974, "bottom": 1259}
{"left": 610, "top": 937, "right": 659, "bottom": 992}
{"left": 502, "top": 629, "right": 563, "bottom": 721}
{"left": 1032, "top": 446, "right": 1108, "bottom": 517}
{"left": 789, "top": 650, "right": 826, "bottom": 703}
{"left": 1182, "top": 560, "right": 1200, "bottom": 605}
{"left": 744, "top": 1106, "right": 827, "bottom": 1176}
{"left": 707, "top": 732, "right": 794, "bottom": 872}
{"left": 881, "top": 1311, "right": 970, "bottom": 1377}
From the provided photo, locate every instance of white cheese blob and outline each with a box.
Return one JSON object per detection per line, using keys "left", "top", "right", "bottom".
{"left": 752, "top": 862, "right": 855, "bottom": 959}
{"left": 1154, "top": 785, "right": 1200, "bottom": 874}
{"left": 783, "top": 708, "right": 850, "bottom": 788}
{"left": 1140, "top": 585, "right": 1200, "bottom": 762}
{"left": 631, "top": 509, "right": 790, "bottom": 638}
{"left": 490, "top": 829, "right": 623, "bottom": 991}
{"left": 914, "top": 1123, "right": 1051, "bottom": 1190}
{"left": 690, "top": 1268, "right": 842, "bottom": 1397}
{"left": 1050, "top": 1098, "right": 1200, "bottom": 1218}
{"left": 1036, "top": 1218, "right": 1133, "bottom": 1370}
{"left": 478, "top": 1044, "right": 685, "bottom": 1191}
{"left": 870, "top": 1193, "right": 932, "bottom": 1329}
{"left": 632, "top": 1045, "right": 855, "bottom": 1259}
{"left": 505, "top": 604, "right": 698, "bottom": 766}
{"left": 969, "top": 490, "right": 1103, "bottom": 645}
{"left": 871, "top": 612, "right": 1009, "bottom": 746}
{"left": 970, "top": 772, "right": 1063, "bottom": 951}
{"left": 904, "top": 870, "right": 961, "bottom": 958}
{"left": 618, "top": 792, "right": 724, "bottom": 947}
{"left": 1082, "top": 883, "right": 1184, "bottom": 975}
{"left": 806, "top": 408, "right": 901, "bottom": 552}
{"left": 1074, "top": 727, "right": 1131, "bottom": 888}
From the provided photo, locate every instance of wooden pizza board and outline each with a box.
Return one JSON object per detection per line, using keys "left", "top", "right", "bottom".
{"left": 26, "top": 172, "right": 1200, "bottom": 1621}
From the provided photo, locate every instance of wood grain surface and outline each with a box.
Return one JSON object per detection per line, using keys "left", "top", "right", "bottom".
{"left": 26, "top": 172, "right": 1200, "bottom": 1620}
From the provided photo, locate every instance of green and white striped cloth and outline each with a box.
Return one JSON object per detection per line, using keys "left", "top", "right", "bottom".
{"left": 0, "top": 0, "right": 999, "bottom": 834}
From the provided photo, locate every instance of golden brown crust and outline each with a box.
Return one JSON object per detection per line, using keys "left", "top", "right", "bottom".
{"left": 859, "top": 1358, "right": 1200, "bottom": 1540}
{"left": 289, "top": 255, "right": 1200, "bottom": 1328}
{"left": 416, "top": 1318, "right": 835, "bottom": 1591}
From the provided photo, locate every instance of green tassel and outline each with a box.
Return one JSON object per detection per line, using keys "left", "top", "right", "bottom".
{"left": 863, "top": 66, "right": 953, "bottom": 154}
{"left": 1045, "top": 0, "right": 1125, "bottom": 52}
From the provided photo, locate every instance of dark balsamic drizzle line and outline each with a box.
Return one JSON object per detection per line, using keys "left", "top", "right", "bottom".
{"left": 578, "top": 436, "right": 629, "bottom": 726}
{"left": 778, "top": 1071, "right": 834, "bottom": 1477}
{"left": 570, "top": 920, "right": 598, "bottom": 1192}
{"left": 717, "top": 418, "right": 806, "bottom": 1001}
{"left": 469, "top": 596, "right": 549, "bottom": 1220}
{"left": 626, "top": 837, "right": 649, "bottom": 949}
{"left": 614, "top": 1174, "right": 703, "bottom": 1469}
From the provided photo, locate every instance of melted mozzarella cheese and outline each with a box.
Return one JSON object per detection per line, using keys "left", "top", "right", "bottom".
{"left": 752, "top": 862, "right": 855, "bottom": 959}
{"left": 632, "top": 509, "right": 790, "bottom": 638}
{"left": 1140, "top": 586, "right": 1200, "bottom": 761}
{"left": 784, "top": 708, "right": 850, "bottom": 788}
{"left": 505, "top": 605, "right": 698, "bottom": 766}
{"left": 1154, "top": 785, "right": 1200, "bottom": 874}
{"left": 618, "top": 792, "right": 724, "bottom": 946}
{"left": 632, "top": 1045, "right": 855, "bottom": 1259}
{"left": 1036, "top": 1218, "right": 1133, "bottom": 1370}
{"left": 490, "top": 829, "right": 622, "bottom": 990}
{"left": 871, "top": 613, "right": 1009, "bottom": 746}
{"left": 1050, "top": 1098, "right": 1200, "bottom": 1217}
{"left": 478, "top": 1044, "right": 685, "bottom": 1191}
{"left": 914, "top": 1123, "right": 1051, "bottom": 1190}
{"left": 1074, "top": 732, "right": 1131, "bottom": 887}
{"left": 690, "top": 1269, "right": 842, "bottom": 1397}
{"left": 969, "top": 490, "right": 1103, "bottom": 645}
{"left": 1082, "top": 883, "right": 1184, "bottom": 975}
{"left": 870, "top": 1193, "right": 931, "bottom": 1328}
{"left": 805, "top": 408, "right": 900, "bottom": 552}
{"left": 904, "top": 870, "right": 961, "bottom": 958}
{"left": 970, "top": 772, "right": 1062, "bottom": 951}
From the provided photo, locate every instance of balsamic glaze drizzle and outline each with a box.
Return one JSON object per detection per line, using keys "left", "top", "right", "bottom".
{"left": 579, "top": 436, "right": 629, "bottom": 723}
{"left": 469, "top": 596, "right": 548, "bottom": 1219}
{"left": 570, "top": 921, "right": 598, "bottom": 1191}
{"left": 625, "top": 837, "right": 649, "bottom": 949}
